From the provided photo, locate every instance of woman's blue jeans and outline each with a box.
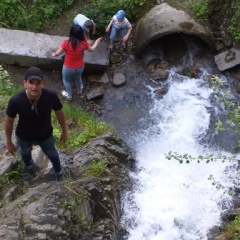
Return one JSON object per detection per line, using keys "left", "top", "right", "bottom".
{"left": 62, "top": 65, "right": 84, "bottom": 97}
{"left": 16, "top": 135, "right": 62, "bottom": 173}
{"left": 110, "top": 25, "right": 127, "bottom": 40}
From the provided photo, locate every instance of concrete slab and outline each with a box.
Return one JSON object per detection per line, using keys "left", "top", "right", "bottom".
{"left": 0, "top": 28, "right": 109, "bottom": 74}
{"left": 214, "top": 48, "right": 240, "bottom": 71}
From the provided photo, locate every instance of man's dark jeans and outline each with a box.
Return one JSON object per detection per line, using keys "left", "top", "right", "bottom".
{"left": 16, "top": 134, "right": 62, "bottom": 173}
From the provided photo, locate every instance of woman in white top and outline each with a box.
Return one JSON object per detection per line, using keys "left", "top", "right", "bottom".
{"left": 105, "top": 10, "right": 132, "bottom": 54}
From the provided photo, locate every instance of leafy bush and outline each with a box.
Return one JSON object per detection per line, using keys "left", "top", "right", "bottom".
{"left": 0, "top": 0, "right": 156, "bottom": 33}
{"left": 0, "top": 65, "right": 20, "bottom": 109}
{"left": 228, "top": 4, "right": 240, "bottom": 43}
{"left": 188, "top": 0, "right": 211, "bottom": 23}
{"left": 0, "top": 0, "right": 76, "bottom": 32}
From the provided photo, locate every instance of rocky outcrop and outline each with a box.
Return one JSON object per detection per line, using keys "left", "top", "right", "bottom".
{"left": 0, "top": 28, "right": 109, "bottom": 74}
{"left": 134, "top": 3, "right": 215, "bottom": 55}
{"left": 0, "top": 131, "right": 135, "bottom": 240}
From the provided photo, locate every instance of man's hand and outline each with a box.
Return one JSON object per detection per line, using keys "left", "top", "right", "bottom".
{"left": 6, "top": 142, "right": 16, "bottom": 154}
{"left": 60, "top": 132, "right": 68, "bottom": 144}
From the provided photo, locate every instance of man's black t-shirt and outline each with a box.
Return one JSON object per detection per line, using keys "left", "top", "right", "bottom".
{"left": 6, "top": 88, "right": 63, "bottom": 141}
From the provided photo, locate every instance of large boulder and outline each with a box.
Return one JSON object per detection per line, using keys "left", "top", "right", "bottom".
{"left": 0, "top": 28, "right": 109, "bottom": 74}
{"left": 135, "top": 3, "right": 215, "bottom": 55}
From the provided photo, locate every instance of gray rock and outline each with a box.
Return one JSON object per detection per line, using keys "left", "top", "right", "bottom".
{"left": 0, "top": 156, "right": 18, "bottom": 175}
{"left": 151, "top": 69, "right": 168, "bottom": 80}
{"left": 214, "top": 48, "right": 240, "bottom": 71}
{"left": 86, "top": 87, "right": 105, "bottom": 100}
{"left": 0, "top": 132, "right": 135, "bottom": 239}
{"left": 154, "top": 87, "right": 166, "bottom": 94}
{"left": 112, "top": 73, "right": 126, "bottom": 86}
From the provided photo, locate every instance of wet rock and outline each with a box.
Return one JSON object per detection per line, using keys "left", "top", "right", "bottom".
{"left": 151, "top": 69, "right": 168, "bottom": 80}
{"left": 215, "top": 41, "right": 224, "bottom": 51}
{"left": 110, "top": 55, "right": 122, "bottom": 64}
{"left": 181, "top": 67, "right": 200, "bottom": 78}
{"left": 146, "top": 59, "right": 169, "bottom": 72}
{"left": 214, "top": 233, "right": 228, "bottom": 240}
{"left": 113, "top": 73, "right": 126, "bottom": 86}
{"left": 154, "top": 87, "right": 166, "bottom": 94}
{"left": 221, "top": 208, "right": 240, "bottom": 221}
{"left": 105, "top": 104, "right": 114, "bottom": 111}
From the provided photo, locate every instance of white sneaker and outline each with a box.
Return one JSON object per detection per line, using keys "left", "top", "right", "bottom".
{"left": 61, "top": 90, "right": 72, "bottom": 101}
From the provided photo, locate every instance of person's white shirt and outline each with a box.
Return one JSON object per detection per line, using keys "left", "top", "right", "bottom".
{"left": 73, "top": 14, "right": 94, "bottom": 32}
{"left": 112, "top": 15, "right": 131, "bottom": 29}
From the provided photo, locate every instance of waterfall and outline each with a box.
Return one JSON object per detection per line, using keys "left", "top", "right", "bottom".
{"left": 121, "top": 69, "right": 238, "bottom": 240}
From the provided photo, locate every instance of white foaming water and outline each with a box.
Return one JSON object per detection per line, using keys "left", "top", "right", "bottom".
{"left": 122, "top": 75, "right": 236, "bottom": 240}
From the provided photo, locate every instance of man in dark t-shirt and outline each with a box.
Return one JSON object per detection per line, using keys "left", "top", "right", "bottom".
{"left": 5, "top": 67, "right": 68, "bottom": 180}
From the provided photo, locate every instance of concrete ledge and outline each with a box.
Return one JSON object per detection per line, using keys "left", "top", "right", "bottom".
{"left": 0, "top": 28, "right": 109, "bottom": 74}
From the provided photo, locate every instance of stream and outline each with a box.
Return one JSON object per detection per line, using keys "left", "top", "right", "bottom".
{"left": 100, "top": 34, "right": 240, "bottom": 240}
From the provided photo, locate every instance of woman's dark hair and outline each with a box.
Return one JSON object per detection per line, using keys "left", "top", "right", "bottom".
{"left": 68, "top": 25, "right": 85, "bottom": 50}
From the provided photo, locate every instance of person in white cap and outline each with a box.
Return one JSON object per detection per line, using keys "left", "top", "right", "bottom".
{"left": 105, "top": 10, "right": 132, "bottom": 55}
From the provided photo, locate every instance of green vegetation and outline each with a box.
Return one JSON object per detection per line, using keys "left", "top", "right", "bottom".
{"left": 165, "top": 151, "right": 236, "bottom": 164}
{"left": 228, "top": 4, "right": 240, "bottom": 43}
{"left": 60, "top": 194, "right": 85, "bottom": 223}
{"left": 186, "top": 0, "right": 240, "bottom": 44}
{"left": 0, "top": 65, "right": 20, "bottom": 109}
{"left": 0, "top": 0, "right": 74, "bottom": 32}
{"left": 188, "top": 0, "right": 211, "bottom": 23}
{"left": 83, "top": 159, "right": 107, "bottom": 177}
{"left": 0, "top": 0, "right": 156, "bottom": 34}
{"left": 224, "top": 211, "right": 240, "bottom": 240}
{"left": 52, "top": 104, "right": 111, "bottom": 151}
{"left": 0, "top": 66, "right": 26, "bottom": 209}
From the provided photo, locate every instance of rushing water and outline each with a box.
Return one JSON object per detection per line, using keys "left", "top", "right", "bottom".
{"left": 121, "top": 69, "right": 238, "bottom": 239}
{"left": 100, "top": 34, "right": 239, "bottom": 239}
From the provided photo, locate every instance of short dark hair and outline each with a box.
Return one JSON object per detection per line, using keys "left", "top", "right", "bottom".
{"left": 84, "top": 20, "right": 93, "bottom": 29}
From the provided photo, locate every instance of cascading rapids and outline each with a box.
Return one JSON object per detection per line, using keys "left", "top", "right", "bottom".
{"left": 121, "top": 70, "right": 237, "bottom": 240}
